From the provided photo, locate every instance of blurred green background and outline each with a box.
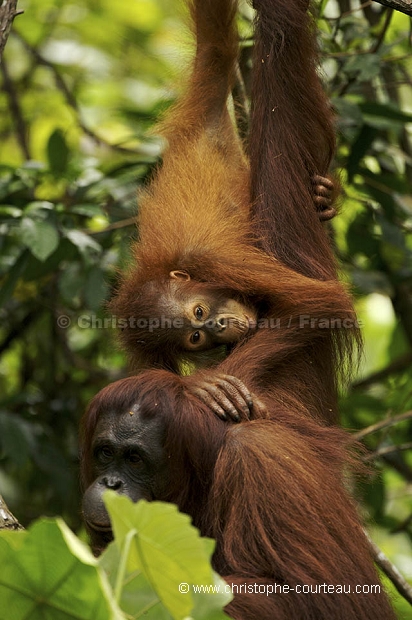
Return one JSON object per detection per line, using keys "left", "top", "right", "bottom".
{"left": 0, "top": 0, "right": 411, "bottom": 613}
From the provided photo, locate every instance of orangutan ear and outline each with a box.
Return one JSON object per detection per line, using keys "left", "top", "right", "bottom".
{"left": 169, "top": 270, "right": 191, "bottom": 281}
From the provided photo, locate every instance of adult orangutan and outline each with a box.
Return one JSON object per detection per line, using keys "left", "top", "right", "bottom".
{"left": 80, "top": 4, "right": 394, "bottom": 616}
{"left": 109, "top": 0, "right": 358, "bottom": 424}
{"left": 80, "top": 372, "right": 395, "bottom": 620}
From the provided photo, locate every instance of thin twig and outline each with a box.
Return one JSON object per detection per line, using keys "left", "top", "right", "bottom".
{"left": 364, "top": 442, "right": 412, "bottom": 460}
{"left": 353, "top": 410, "right": 412, "bottom": 441}
{"left": 367, "top": 534, "right": 412, "bottom": 605}
{"left": 371, "top": 8, "right": 394, "bottom": 53}
{"left": 340, "top": 1, "right": 373, "bottom": 18}
{"left": 83, "top": 216, "right": 136, "bottom": 236}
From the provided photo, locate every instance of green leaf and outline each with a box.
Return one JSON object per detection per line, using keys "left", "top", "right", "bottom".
{"left": 47, "top": 129, "right": 70, "bottom": 175}
{"left": 0, "top": 519, "right": 125, "bottom": 620}
{"left": 0, "top": 411, "right": 34, "bottom": 467}
{"left": 25, "top": 201, "right": 55, "bottom": 216}
{"left": 85, "top": 266, "right": 109, "bottom": 310}
{"left": 318, "top": 0, "right": 328, "bottom": 18}
{"left": 351, "top": 269, "right": 393, "bottom": 296}
{"left": 58, "top": 263, "right": 86, "bottom": 307}
{"left": 344, "top": 54, "right": 381, "bottom": 82}
{"left": 346, "top": 211, "right": 378, "bottom": 258}
{"left": 347, "top": 125, "right": 377, "bottom": 181}
{"left": 65, "top": 229, "right": 102, "bottom": 261}
{"left": 101, "top": 543, "right": 173, "bottom": 620}
{"left": 378, "top": 216, "right": 407, "bottom": 252}
{"left": 359, "top": 102, "right": 412, "bottom": 125}
{"left": 333, "top": 99, "right": 363, "bottom": 125}
{"left": 23, "top": 238, "right": 78, "bottom": 282}
{"left": 0, "top": 250, "right": 30, "bottom": 306}
{"left": 0, "top": 205, "right": 22, "bottom": 218}
{"left": 71, "top": 204, "right": 106, "bottom": 217}
{"left": 20, "top": 217, "right": 59, "bottom": 262}
{"left": 360, "top": 474, "right": 386, "bottom": 522}
{"left": 102, "top": 494, "right": 231, "bottom": 620}
{"left": 378, "top": 215, "right": 408, "bottom": 272}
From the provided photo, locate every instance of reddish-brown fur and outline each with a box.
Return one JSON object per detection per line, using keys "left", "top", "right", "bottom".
{"left": 80, "top": 373, "right": 395, "bottom": 620}
{"left": 110, "top": 0, "right": 359, "bottom": 423}
{"left": 80, "top": 4, "right": 394, "bottom": 617}
{"left": 249, "top": 0, "right": 339, "bottom": 278}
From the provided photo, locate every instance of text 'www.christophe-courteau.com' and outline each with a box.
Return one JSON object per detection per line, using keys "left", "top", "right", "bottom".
{"left": 178, "top": 582, "right": 381, "bottom": 596}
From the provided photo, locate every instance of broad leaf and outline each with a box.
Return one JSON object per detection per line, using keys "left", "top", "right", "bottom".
{"left": 20, "top": 217, "right": 59, "bottom": 261}
{"left": 0, "top": 519, "right": 124, "bottom": 620}
{"left": 102, "top": 494, "right": 231, "bottom": 620}
{"left": 65, "top": 229, "right": 102, "bottom": 261}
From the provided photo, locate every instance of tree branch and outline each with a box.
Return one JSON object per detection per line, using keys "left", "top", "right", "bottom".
{"left": 372, "top": 0, "right": 412, "bottom": 16}
{"left": 353, "top": 410, "right": 412, "bottom": 440}
{"left": 0, "top": 495, "right": 23, "bottom": 530}
{"left": 364, "top": 441, "right": 412, "bottom": 461}
{"left": 0, "top": 0, "right": 21, "bottom": 59}
{"left": 368, "top": 534, "right": 412, "bottom": 605}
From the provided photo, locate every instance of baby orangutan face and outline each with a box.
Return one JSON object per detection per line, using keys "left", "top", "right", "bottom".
{"left": 165, "top": 270, "right": 258, "bottom": 352}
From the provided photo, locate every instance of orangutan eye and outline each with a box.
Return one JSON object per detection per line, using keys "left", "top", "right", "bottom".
{"left": 195, "top": 306, "right": 203, "bottom": 320}
{"left": 191, "top": 331, "right": 201, "bottom": 343}
{"left": 95, "top": 446, "right": 113, "bottom": 463}
{"left": 127, "top": 450, "right": 142, "bottom": 466}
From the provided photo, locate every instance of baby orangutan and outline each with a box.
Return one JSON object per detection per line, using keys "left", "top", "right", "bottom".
{"left": 110, "top": 0, "right": 356, "bottom": 425}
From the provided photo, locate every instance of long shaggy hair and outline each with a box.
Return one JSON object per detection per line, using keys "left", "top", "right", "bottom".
{"left": 109, "top": 0, "right": 360, "bottom": 423}
{"left": 80, "top": 372, "right": 395, "bottom": 620}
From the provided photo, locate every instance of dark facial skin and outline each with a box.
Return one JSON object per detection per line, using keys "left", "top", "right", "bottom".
{"left": 82, "top": 404, "right": 168, "bottom": 554}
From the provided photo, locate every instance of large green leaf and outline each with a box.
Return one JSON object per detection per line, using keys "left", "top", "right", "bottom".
{"left": 102, "top": 494, "right": 231, "bottom": 620}
{"left": 0, "top": 519, "right": 124, "bottom": 620}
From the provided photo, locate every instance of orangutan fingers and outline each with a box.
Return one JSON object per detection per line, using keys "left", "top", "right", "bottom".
{"left": 317, "top": 207, "right": 337, "bottom": 222}
{"left": 220, "top": 375, "right": 254, "bottom": 411}
{"left": 197, "top": 383, "right": 241, "bottom": 422}
{"left": 191, "top": 387, "right": 228, "bottom": 420}
{"left": 312, "top": 174, "right": 335, "bottom": 218}
{"left": 313, "top": 174, "right": 334, "bottom": 190}
{"left": 313, "top": 194, "right": 332, "bottom": 208}
{"left": 214, "top": 378, "right": 251, "bottom": 420}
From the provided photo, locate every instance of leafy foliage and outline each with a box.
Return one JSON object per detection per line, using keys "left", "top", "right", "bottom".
{"left": 0, "top": 495, "right": 231, "bottom": 620}
{"left": 0, "top": 0, "right": 411, "bottom": 609}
